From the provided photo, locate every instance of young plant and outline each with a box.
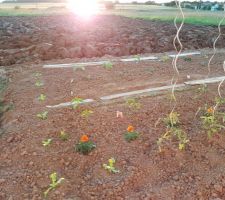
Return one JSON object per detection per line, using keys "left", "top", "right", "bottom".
{"left": 134, "top": 55, "right": 141, "bottom": 62}
{"left": 59, "top": 131, "right": 69, "bottom": 141}
{"left": 157, "top": 127, "right": 189, "bottom": 151}
{"left": 124, "top": 125, "right": 139, "bottom": 142}
{"left": 183, "top": 57, "right": 192, "bottom": 62}
{"left": 38, "top": 94, "right": 46, "bottom": 101}
{"left": 75, "top": 135, "right": 96, "bottom": 155}
{"left": 195, "top": 84, "right": 208, "bottom": 98}
{"left": 72, "top": 65, "right": 85, "bottom": 71}
{"left": 37, "top": 111, "right": 48, "bottom": 120}
{"left": 42, "top": 139, "right": 52, "bottom": 147}
{"left": 164, "top": 112, "right": 180, "bottom": 127}
{"left": 44, "top": 172, "right": 64, "bottom": 198}
{"left": 160, "top": 55, "right": 170, "bottom": 62}
{"left": 103, "top": 61, "right": 113, "bottom": 69}
{"left": 103, "top": 158, "right": 119, "bottom": 173}
{"left": 200, "top": 106, "right": 225, "bottom": 138}
{"left": 81, "top": 109, "right": 93, "bottom": 118}
{"left": 33, "top": 72, "right": 42, "bottom": 78}
{"left": 35, "top": 80, "right": 44, "bottom": 87}
{"left": 215, "top": 97, "right": 225, "bottom": 105}
{"left": 71, "top": 97, "right": 84, "bottom": 109}
{"left": 126, "top": 98, "right": 141, "bottom": 110}
{"left": 157, "top": 112, "right": 189, "bottom": 151}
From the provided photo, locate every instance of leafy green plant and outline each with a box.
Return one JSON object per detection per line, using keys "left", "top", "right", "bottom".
{"left": 215, "top": 97, "right": 225, "bottom": 105}
{"left": 157, "top": 112, "right": 189, "bottom": 151}
{"left": 44, "top": 172, "right": 64, "bottom": 198}
{"left": 72, "top": 65, "right": 85, "bottom": 71}
{"left": 126, "top": 98, "right": 141, "bottom": 110}
{"left": 71, "top": 97, "right": 84, "bottom": 109}
{"left": 35, "top": 80, "right": 44, "bottom": 87}
{"left": 195, "top": 84, "right": 208, "bottom": 98}
{"left": 164, "top": 112, "right": 180, "bottom": 127}
{"left": 81, "top": 109, "right": 93, "bottom": 118}
{"left": 42, "top": 139, "right": 52, "bottom": 147}
{"left": 124, "top": 125, "right": 139, "bottom": 142}
{"left": 200, "top": 106, "right": 225, "bottom": 138}
{"left": 38, "top": 94, "right": 46, "bottom": 101}
{"left": 124, "top": 132, "right": 139, "bottom": 142}
{"left": 59, "top": 131, "right": 69, "bottom": 141}
{"left": 33, "top": 72, "right": 42, "bottom": 78}
{"left": 103, "top": 158, "right": 119, "bottom": 173}
{"left": 37, "top": 111, "right": 48, "bottom": 120}
{"left": 160, "top": 55, "right": 170, "bottom": 62}
{"left": 103, "top": 61, "right": 113, "bottom": 69}
{"left": 134, "top": 55, "right": 141, "bottom": 62}
{"left": 157, "top": 127, "right": 189, "bottom": 151}
{"left": 183, "top": 57, "right": 192, "bottom": 62}
{"left": 75, "top": 135, "right": 96, "bottom": 155}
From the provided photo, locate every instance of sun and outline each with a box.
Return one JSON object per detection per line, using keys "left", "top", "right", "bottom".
{"left": 67, "top": 0, "right": 100, "bottom": 18}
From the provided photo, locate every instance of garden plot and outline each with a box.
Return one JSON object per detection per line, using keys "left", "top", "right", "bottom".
{"left": 0, "top": 48, "right": 225, "bottom": 200}
{"left": 39, "top": 50, "right": 225, "bottom": 106}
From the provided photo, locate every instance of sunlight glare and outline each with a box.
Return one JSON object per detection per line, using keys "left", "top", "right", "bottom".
{"left": 67, "top": 0, "right": 100, "bottom": 18}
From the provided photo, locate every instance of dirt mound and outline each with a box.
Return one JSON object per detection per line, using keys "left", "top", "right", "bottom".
{"left": 0, "top": 15, "right": 225, "bottom": 66}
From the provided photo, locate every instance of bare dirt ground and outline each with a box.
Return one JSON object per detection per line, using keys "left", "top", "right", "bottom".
{"left": 0, "top": 15, "right": 225, "bottom": 66}
{"left": 0, "top": 14, "right": 225, "bottom": 200}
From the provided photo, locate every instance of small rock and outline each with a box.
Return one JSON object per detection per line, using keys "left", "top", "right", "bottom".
{"left": 0, "top": 179, "right": 6, "bottom": 184}
{"left": 21, "top": 150, "right": 27, "bottom": 156}
{"left": 214, "top": 184, "right": 223, "bottom": 193}
{"left": 7, "top": 136, "right": 14, "bottom": 143}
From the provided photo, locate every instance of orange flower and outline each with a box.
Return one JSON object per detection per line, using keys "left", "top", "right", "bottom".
{"left": 80, "top": 135, "right": 89, "bottom": 142}
{"left": 127, "top": 125, "right": 134, "bottom": 132}
{"left": 207, "top": 107, "right": 214, "bottom": 114}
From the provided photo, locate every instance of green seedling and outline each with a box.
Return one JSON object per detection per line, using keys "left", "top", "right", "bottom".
{"left": 44, "top": 172, "right": 64, "bottom": 198}
{"left": 35, "top": 80, "right": 44, "bottom": 87}
{"left": 157, "top": 127, "right": 189, "bottom": 152}
{"left": 81, "top": 109, "right": 93, "bottom": 118}
{"left": 200, "top": 106, "right": 225, "bottom": 138}
{"left": 134, "top": 55, "right": 141, "bottom": 62}
{"left": 126, "top": 98, "right": 141, "bottom": 110}
{"left": 195, "top": 84, "right": 208, "bottom": 98}
{"left": 160, "top": 55, "right": 170, "bottom": 62}
{"left": 164, "top": 112, "right": 180, "bottom": 128}
{"left": 183, "top": 57, "right": 192, "bottom": 62}
{"left": 71, "top": 98, "right": 84, "bottom": 109}
{"left": 75, "top": 135, "right": 96, "bottom": 155}
{"left": 103, "top": 61, "right": 113, "bottom": 69}
{"left": 72, "top": 65, "right": 85, "bottom": 71}
{"left": 124, "top": 132, "right": 139, "bottom": 142}
{"left": 37, "top": 111, "right": 48, "bottom": 120}
{"left": 33, "top": 72, "right": 42, "bottom": 78}
{"left": 103, "top": 158, "right": 119, "bottom": 173}
{"left": 38, "top": 94, "right": 46, "bottom": 101}
{"left": 42, "top": 139, "right": 52, "bottom": 147}
{"left": 59, "top": 131, "right": 69, "bottom": 141}
{"left": 215, "top": 97, "right": 225, "bottom": 106}
{"left": 158, "top": 112, "right": 189, "bottom": 151}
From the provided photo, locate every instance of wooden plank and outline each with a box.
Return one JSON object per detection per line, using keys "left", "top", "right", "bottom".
{"left": 43, "top": 61, "right": 108, "bottom": 69}
{"left": 169, "top": 51, "right": 201, "bottom": 58}
{"left": 185, "top": 76, "right": 225, "bottom": 85}
{"left": 120, "top": 56, "right": 158, "bottom": 62}
{"left": 100, "top": 84, "right": 186, "bottom": 100}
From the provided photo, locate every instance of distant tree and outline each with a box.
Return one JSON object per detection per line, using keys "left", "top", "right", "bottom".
{"left": 145, "top": 1, "right": 156, "bottom": 5}
{"left": 132, "top": 1, "right": 138, "bottom": 4}
{"left": 164, "top": 1, "right": 176, "bottom": 7}
{"left": 103, "top": 1, "right": 115, "bottom": 10}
